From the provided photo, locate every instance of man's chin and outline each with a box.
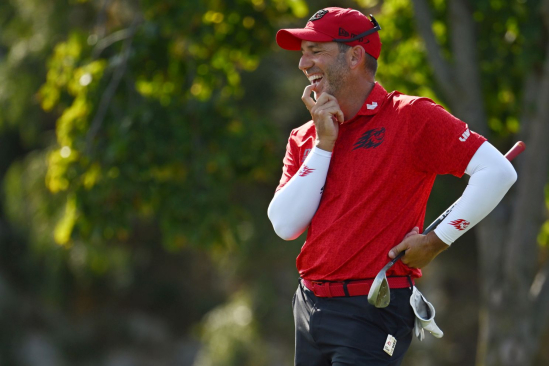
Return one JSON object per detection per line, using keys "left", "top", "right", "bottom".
{"left": 313, "top": 86, "right": 331, "bottom": 99}
{"left": 314, "top": 90, "right": 336, "bottom": 100}
{"left": 312, "top": 80, "right": 328, "bottom": 96}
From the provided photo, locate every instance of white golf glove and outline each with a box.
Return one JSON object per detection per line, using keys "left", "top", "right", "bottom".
{"left": 409, "top": 286, "right": 444, "bottom": 341}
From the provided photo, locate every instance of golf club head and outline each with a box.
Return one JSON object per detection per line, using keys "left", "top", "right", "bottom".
{"left": 368, "top": 274, "right": 390, "bottom": 308}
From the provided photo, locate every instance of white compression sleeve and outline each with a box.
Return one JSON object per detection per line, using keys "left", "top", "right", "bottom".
{"left": 433, "top": 141, "right": 517, "bottom": 244}
{"left": 268, "top": 147, "right": 332, "bottom": 240}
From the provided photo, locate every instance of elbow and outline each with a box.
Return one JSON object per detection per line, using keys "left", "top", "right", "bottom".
{"left": 508, "top": 166, "right": 518, "bottom": 186}
{"left": 268, "top": 193, "right": 311, "bottom": 240}
{"left": 268, "top": 207, "right": 303, "bottom": 240}
{"left": 498, "top": 161, "right": 518, "bottom": 189}
{"left": 484, "top": 161, "right": 517, "bottom": 195}
{"left": 272, "top": 223, "right": 302, "bottom": 241}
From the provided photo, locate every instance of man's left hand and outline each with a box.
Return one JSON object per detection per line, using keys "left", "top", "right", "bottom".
{"left": 388, "top": 227, "right": 449, "bottom": 268}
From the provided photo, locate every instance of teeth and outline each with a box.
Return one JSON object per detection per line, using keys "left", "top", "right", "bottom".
{"left": 308, "top": 74, "right": 323, "bottom": 83}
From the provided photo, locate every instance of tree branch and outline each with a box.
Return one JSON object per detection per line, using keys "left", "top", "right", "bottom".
{"left": 447, "top": 0, "right": 488, "bottom": 136}
{"left": 542, "top": 0, "right": 549, "bottom": 29}
{"left": 533, "top": 262, "right": 549, "bottom": 336}
{"left": 94, "top": 0, "right": 112, "bottom": 39}
{"left": 411, "top": 0, "right": 457, "bottom": 102}
{"left": 92, "top": 27, "right": 135, "bottom": 59}
{"left": 85, "top": 16, "right": 142, "bottom": 154}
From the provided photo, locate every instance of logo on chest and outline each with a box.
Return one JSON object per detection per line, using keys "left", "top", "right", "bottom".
{"left": 353, "top": 127, "right": 386, "bottom": 150}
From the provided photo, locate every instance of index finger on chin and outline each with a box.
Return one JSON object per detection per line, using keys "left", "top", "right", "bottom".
{"left": 301, "top": 84, "right": 316, "bottom": 111}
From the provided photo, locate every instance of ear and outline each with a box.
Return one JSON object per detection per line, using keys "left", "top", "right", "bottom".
{"left": 348, "top": 45, "right": 365, "bottom": 70}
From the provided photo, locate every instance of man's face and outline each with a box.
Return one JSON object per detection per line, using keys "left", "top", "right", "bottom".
{"left": 299, "top": 40, "right": 350, "bottom": 99}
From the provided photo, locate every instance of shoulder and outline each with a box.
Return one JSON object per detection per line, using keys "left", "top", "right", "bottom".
{"left": 289, "top": 120, "right": 315, "bottom": 140}
{"left": 387, "top": 91, "right": 439, "bottom": 111}
{"left": 285, "top": 121, "right": 316, "bottom": 164}
{"left": 385, "top": 92, "right": 451, "bottom": 125}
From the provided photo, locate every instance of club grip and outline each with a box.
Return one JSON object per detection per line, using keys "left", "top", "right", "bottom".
{"left": 504, "top": 141, "right": 525, "bottom": 161}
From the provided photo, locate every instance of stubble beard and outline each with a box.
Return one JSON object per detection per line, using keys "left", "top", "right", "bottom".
{"left": 323, "top": 53, "right": 350, "bottom": 99}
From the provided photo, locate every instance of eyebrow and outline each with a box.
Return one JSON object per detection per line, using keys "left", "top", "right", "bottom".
{"left": 300, "top": 43, "right": 321, "bottom": 52}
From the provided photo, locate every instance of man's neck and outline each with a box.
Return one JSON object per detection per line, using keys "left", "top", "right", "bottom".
{"left": 337, "top": 79, "right": 376, "bottom": 121}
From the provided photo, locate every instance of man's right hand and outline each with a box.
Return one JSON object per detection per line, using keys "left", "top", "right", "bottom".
{"left": 302, "top": 84, "right": 343, "bottom": 152}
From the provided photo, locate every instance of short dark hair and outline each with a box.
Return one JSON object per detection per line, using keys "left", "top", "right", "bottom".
{"left": 337, "top": 43, "right": 378, "bottom": 76}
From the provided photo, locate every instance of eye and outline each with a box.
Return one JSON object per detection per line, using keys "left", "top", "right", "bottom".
{"left": 312, "top": 51, "right": 320, "bottom": 54}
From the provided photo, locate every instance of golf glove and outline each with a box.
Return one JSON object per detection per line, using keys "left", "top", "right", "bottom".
{"left": 409, "top": 286, "right": 443, "bottom": 341}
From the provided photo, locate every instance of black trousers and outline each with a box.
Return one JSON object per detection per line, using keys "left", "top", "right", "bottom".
{"left": 293, "top": 280, "right": 415, "bottom": 366}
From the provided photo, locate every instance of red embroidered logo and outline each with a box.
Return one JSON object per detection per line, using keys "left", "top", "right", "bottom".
{"left": 449, "top": 219, "right": 470, "bottom": 231}
{"left": 299, "top": 165, "right": 315, "bottom": 177}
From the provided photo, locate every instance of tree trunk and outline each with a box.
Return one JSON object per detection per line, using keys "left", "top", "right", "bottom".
{"left": 477, "top": 283, "right": 538, "bottom": 365}
{"left": 411, "top": 0, "right": 549, "bottom": 364}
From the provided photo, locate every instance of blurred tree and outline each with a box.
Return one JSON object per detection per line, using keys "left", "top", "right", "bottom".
{"left": 403, "top": 0, "right": 549, "bottom": 364}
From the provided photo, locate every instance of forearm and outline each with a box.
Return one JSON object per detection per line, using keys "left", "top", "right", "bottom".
{"left": 434, "top": 142, "right": 517, "bottom": 244}
{"left": 268, "top": 147, "right": 331, "bottom": 240}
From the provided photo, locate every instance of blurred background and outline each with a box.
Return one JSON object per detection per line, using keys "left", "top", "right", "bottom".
{"left": 0, "top": 0, "right": 548, "bottom": 365}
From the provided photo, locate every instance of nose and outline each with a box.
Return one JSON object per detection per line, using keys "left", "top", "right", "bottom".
{"left": 299, "top": 54, "right": 313, "bottom": 72}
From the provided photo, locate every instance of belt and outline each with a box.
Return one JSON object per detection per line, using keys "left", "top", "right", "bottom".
{"left": 301, "top": 277, "right": 414, "bottom": 298}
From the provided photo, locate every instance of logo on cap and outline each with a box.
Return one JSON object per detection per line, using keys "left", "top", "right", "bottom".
{"left": 339, "top": 28, "right": 350, "bottom": 37}
{"left": 309, "top": 9, "right": 328, "bottom": 21}
{"left": 350, "top": 33, "right": 364, "bottom": 42}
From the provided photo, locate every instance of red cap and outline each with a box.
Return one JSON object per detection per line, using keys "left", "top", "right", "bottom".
{"left": 276, "top": 7, "right": 382, "bottom": 59}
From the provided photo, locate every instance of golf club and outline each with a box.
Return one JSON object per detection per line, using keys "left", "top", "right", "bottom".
{"left": 367, "top": 141, "right": 526, "bottom": 308}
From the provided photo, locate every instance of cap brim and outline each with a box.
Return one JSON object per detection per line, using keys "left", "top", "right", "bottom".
{"left": 276, "top": 28, "right": 333, "bottom": 50}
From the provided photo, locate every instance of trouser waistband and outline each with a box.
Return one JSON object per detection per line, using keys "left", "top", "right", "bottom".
{"left": 301, "top": 276, "right": 414, "bottom": 298}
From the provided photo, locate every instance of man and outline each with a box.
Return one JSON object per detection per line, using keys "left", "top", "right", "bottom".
{"left": 267, "top": 7, "right": 517, "bottom": 366}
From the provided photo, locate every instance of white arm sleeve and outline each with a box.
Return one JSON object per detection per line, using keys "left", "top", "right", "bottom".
{"left": 433, "top": 141, "right": 517, "bottom": 244}
{"left": 268, "top": 147, "right": 332, "bottom": 240}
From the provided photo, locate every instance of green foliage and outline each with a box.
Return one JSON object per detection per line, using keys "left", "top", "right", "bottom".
{"left": 194, "top": 290, "right": 267, "bottom": 366}
{"left": 374, "top": 0, "right": 439, "bottom": 102}
{"left": 8, "top": 0, "right": 308, "bottom": 281}
{"left": 473, "top": 0, "right": 544, "bottom": 137}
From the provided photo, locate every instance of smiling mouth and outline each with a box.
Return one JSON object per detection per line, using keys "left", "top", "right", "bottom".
{"left": 308, "top": 74, "right": 323, "bottom": 85}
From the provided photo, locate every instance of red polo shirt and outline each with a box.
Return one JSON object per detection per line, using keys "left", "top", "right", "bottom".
{"left": 276, "top": 83, "right": 486, "bottom": 281}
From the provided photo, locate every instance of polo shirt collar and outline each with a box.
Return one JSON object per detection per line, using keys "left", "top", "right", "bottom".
{"left": 355, "top": 82, "right": 388, "bottom": 116}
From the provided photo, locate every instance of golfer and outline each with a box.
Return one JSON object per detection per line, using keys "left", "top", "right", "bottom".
{"left": 267, "top": 7, "right": 517, "bottom": 366}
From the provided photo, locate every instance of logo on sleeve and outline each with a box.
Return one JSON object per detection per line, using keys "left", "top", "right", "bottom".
{"left": 449, "top": 219, "right": 470, "bottom": 231}
{"left": 459, "top": 129, "right": 471, "bottom": 142}
{"left": 299, "top": 165, "right": 315, "bottom": 177}
{"left": 353, "top": 127, "right": 385, "bottom": 150}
